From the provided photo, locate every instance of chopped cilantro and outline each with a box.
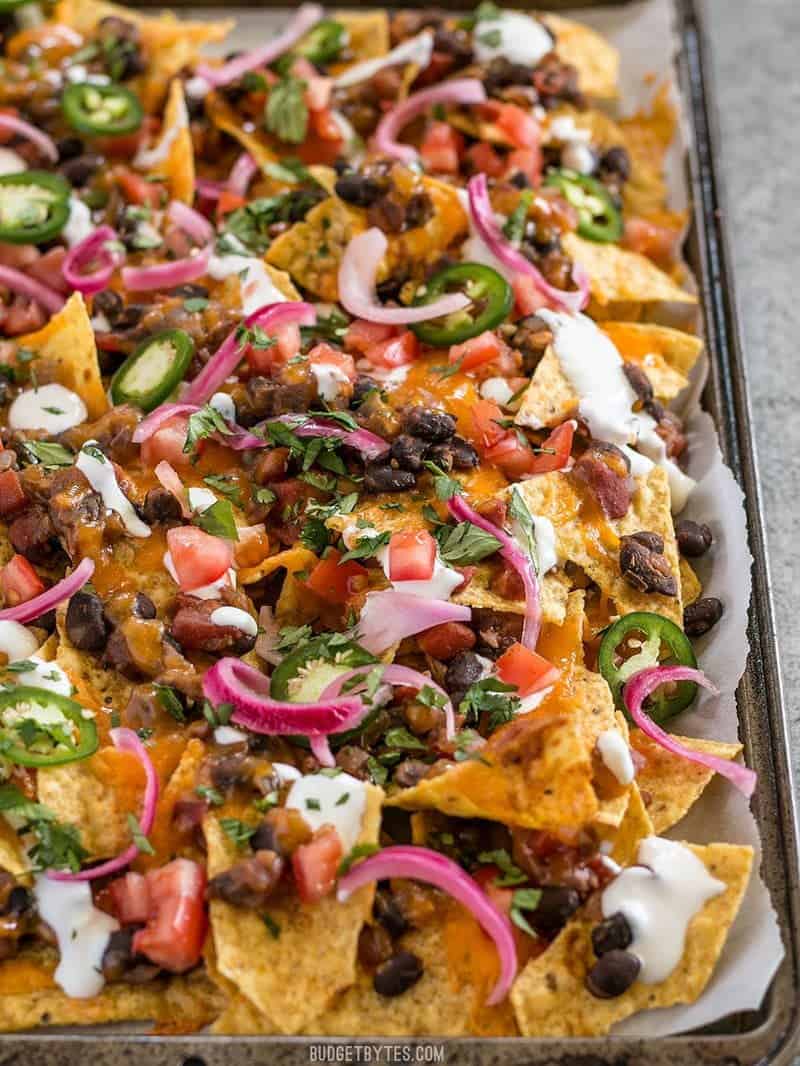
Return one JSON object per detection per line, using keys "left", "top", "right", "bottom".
{"left": 20, "top": 441, "right": 74, "bottom": 469}
{"left": 196, "top": 785, "right": 224, "bottom": 807}
{"left": 262, "top": 913, "right": 281, "bottom": 939}
{"left": 338, "top": 842, "right": 379, "bottom": 876}
{"left": 265, "top": 76, "right": 309, "bottom": 144}
{"left": 477, "top": 848, "right": 528, "bottom": 887}
{"left": 184, "top": 404, "right": 232, "bottom": 454}
{"left": 435, "top": 521, "right": 502, "bottom": 566}
{"left": 127, "top": 813, "right": 155, "bottom": 855}
{"left": 338, "top": 531, "right": 390, "bottom": 564}
{"left": 154, "top": 684, "right": 186, "bottom": 723}
{"left": 383, "top": 726, "right": 426, "bottom": 752}
{"left": 203, "top": 474, "right": 244, "bottom": 508}
{"left": 510, "top": 887, "right": 543, "bottom": 937}
{"left": 193, "top": 498, "right": 239, "bottom": 541}
{"left": 423, "top": 460, "right": 463, "bottom": 501}
{"left": 220, "top": 818, "right": 256, "bottom": 847}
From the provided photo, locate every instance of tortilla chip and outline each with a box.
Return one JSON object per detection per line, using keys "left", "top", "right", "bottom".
{"left": 55, "top": 615, "right": 134, "bottom": 714}
{"left": 632, "top": 732, "right": 743, "bottom": 834}
{"left": 139, "top": 79, "right": 194, "bottom": 204}
{"left": 540, "top": 13, "right": 620, "bottom": 101}
{"left": 600, "top": 322, "right": 703, "bottom": 404}
{"left": 331, "top": 11, "right": 390, "bottom": 70}
{"left": 593, "top": 710, "right": 633, "bottom": 830}
{"left": 20, "top": 293, "right": 107, "bottom": 420}
{"left": 619, "top": 84, "right": 679, "bottom": 220}
{"left": 145, "top": 737, "right": 205, "bottom": 868}
{"left": 506, "top": 466, "right": 683, "bottom": 626}
{"left": 564, "top": 233, "right": 696, "bottom": 322}
{"left": 54, "top": 0, "right": 232, "bottom": 112}
{"left": 679, "top": 557, "right": 702, "bottom": 606}
{"left": 205, "top": 782, "right": 383, "bottom": 1034}
{"left": 388, "top": 660, "right": 616, "bottom": 833}
{"left": 597, "top": 782, "right": 654, "bottom": 866}
{"left": 511, "top": 841, "right": 753, "bottom": 1036}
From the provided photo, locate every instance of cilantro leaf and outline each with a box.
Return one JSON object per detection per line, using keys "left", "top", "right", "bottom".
{"left": 262, "top": 913, "right": 281, "bottom": 938}
{"left": 383, "top": 726, "right": 426, "bottom": 752}
{"left": 423, "top": 460, "right": 463, "bottom": 501}
{"left": 193, "top": 498, "right": 239, "bottom": 541}
{"left": 127, "top": 813, "right": 155, "bottom": 855}
{"left": 196, "top": 785, "right": 224, "bottom": 807}
{"left": 203, "top": 474, "right": 244, "bottom": 508}
{"left": 184, "top": 404, "right": 232, "bottom": 454}
{"left": 265, "top": 76, "right": 309, "bottom": 145}
{"left": 21, "top": 440, "right": 75, "bottom": 468}
{"left": 220, "top": 818, "right": 256, "bottom": 847}
{"left": 502, "top": 188, "right": 534, "bottom": 244}
{"left": 338, "top": 531, "right": 390, "bottom": 564}
{"left": 434, "top": 521, "right": 502, "bottom": 566}
{"left": 154, "top": 684, "right": 186, "bottom": 723}
{"left": 477, "top": 848, "right": 528, "bottom": 887}
{"left": 459, "top": 678, "right": 520, "bottom": 732}
{"left": 510, "top": 887, "right": 543, "bottom": 937}
{"left": 338, "top": 842, "right": 379, "bottom": 876}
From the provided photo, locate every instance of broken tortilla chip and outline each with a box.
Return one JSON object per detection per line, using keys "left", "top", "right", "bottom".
{"left": 137, "top": 79, "right": 194, "bottom": 204}
{"left": 510, "top": 841, "right": 752, "bottom": 1036}
{"left": 540, "top": 13, "right": 619, "bottom": 101}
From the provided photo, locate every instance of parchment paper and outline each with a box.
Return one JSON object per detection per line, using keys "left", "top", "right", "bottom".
{"left": 192, "top": 1, "right": 784, "bottom": 1039}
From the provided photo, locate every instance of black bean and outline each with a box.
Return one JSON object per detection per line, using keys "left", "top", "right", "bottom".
{"left": 404, "top": 191, "right": 434, "bottom": 230}
{"left": 4, "top": 886, "right": 31, "bottom": 917}
{"left": 373, "top": 887, "right": 409, "bottom": 938}
{"left": 132, "top": 593, "right": 156, "bottom": 620}
{"left": 65, "top": 591, "right": 109, "bottom": 652}
{"left": 363, "top": 463, "right": 416, "bottom": 494}
{"left": 432, "top": 25, "right": 473, "bottom": 61}
{"left": 448, "top": 435, "right": 479, "bottom": 470}
{"left": 170, "top": 283, "right": 209, "bottom": 299}
{"left": 675, "top": 519, "right": 713, "bottom": 558}
{"left": 402, "top": 407, "right": 456, "bottom": 443}
{"left": 92, "top": 289, "right": 124, "bottom": 323}
{"left": 598, "top": 146, "right": 631, "bottom": 184}
{"left": 390, "top": 434, "right": 428, "bottom": 473}
{"left": 393, "top": 759, "right": 430, "bottom": 789}
{"left": 444, "top": 651, "right": 484, "bottom": 694}
{"left": 56, "top": 136, "right": 84, "bottom": 162}
{"left": 622, "top": 362, "right": 654, "bottom": 404}
{"left": 373, "top": 951, "right": 424, "bottom": 997}
{"left": 59, "top": 154, "right": 103, "bottom": 187}
{"left": 683, "top": 597, "right": 724, "bottom": 637}
{"left": 249, "top": 820, "right": 282, "bottom": 855}
{"left": 510, "top": 171, "right": 532, "bottom": 189}
{"left": 351, "top": 375, "right": 379, "bottom": 408}
{"left": 142, "top": 487, "right": 182, "bottom": 525}
{"left": 585, "top": 949, "right": 640, "bottom": 998}
{"left": 527, "top": 886, "right": 582, "bottom": 939}
{"left": 627, "top": 531, "right": 664, "bottom": 553}
{"left": 619, "top": 533, "right": 678, "bottom": 597}
{"left": 591, "top": 912, "right": 633, "bottom": 956}
{"left": 334, "top": 173, "right": 383, "bottom": 208}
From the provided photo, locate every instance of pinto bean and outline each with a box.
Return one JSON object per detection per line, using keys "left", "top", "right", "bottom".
{"left": 619, "top": 532, "right": 678, "bottom": 597}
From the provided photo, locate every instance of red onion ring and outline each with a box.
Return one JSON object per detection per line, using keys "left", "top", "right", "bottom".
{"left": 194, "top": 4, "right": 323, "bottom": 89}
{"left": 466, "top": 173, "right": 589, "bottom": 314}
{"left": 0, "top": 264, "right": 65, "bottom": 315}
{"left": 356, "top": 589, "right": 471, "bottom": 655}
{"left": 62, "top": 225, "right": 124, "bottom": 297}
{"left": 374, "top": 79, "right": 487, "bottom": 164}
{"left": 265, "top": 415, "right": 388, "bottom": 461}
{"left": 121, "top": 201, "right": 214, "bottom": 293}
{"left": 47, "top": 727, "right": 160, "bottom": 882}
{"left": 0, "top": 557, "right": 94, "bottom": 623}
{"left": 623, "top": 666, "right": 757, "bottom": 798}
{"left": 339, "top": 228, "right": 470, "bottom": 325}
{"left": 228, "top": 152, "right": 258, "bottom": 197}
{"left": 447, "top": 494, "right": 540, "bottom": 651}
{"left": 0, "top": 113, "right": 58, "bottom": 163}
{"left": 182, "top": 302, "right": 316, "bottom": 406}
{"left": 322, "top": 663, "right": 454, "bottom": 740}
{"left": 133, "top": 401, "right": 267, "bottom": 452}
{"left": 337, "top": 845, "right": 517, "bottom": 1005}
{"left": 196, "top": 177, "right": 224, "bottom": 201}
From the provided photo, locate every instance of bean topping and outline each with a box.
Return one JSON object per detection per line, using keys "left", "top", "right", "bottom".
{"left": 591, "top": 912, "right": 633, "bottom": 956}
{"left": 65, "top": 590, "right": 109, "bottom": 652}
{"left": 683, "top": 597, "right": 724, "bottom": 637}
{"left": 402, "top": 407, "right": 456, "bottom": 443}
{"left": 527, "top": 885, "right": 582, "bottom": 939}
{"left": 619, "top": 532, "right": 678, "bottom": 597}
{"left": 373, "top": 950, "right": 424, "bottom": 997}
{"left": 585, "top": 949, "right": 641, "bottom": 999}
{"left": 675, "top": 519, "right": 713, "bottom": 558}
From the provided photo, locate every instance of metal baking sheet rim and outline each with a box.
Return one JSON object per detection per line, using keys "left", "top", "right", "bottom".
{"left": 3, "top": 0, "right": 797, "bottom": 1062}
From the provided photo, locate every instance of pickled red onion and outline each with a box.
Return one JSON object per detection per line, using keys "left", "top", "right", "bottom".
{"left": 322, "top": 663, "right": 454, "bottom": 740}
{"left": 356, "top": 589, "right": 471, "bottom": 655}
{"left": 466, "top": 173, "right": 589, "bottom": 314}
{"left": 0, "top": 557, "right": 94, "bottom": 623}
{"left": 337, "top": 845, "right": 517, "bottom": 1005}
{"left": 121, "top": 201, "right": 213, "bottom": 292}
{"left": 374, "top": 79, "right": 487, "bottom": 165}
{"left": 62, "top": 225, "right": 124, "bottom": 297}
{"left": 228, "top": 152, "right": 258, "bottom": 197}
{"left": 624, "top": 666, "right": 757, "bottom": 798}
{"left": 265, "top": 415, "right": 388, "bottom": 461}
{"left": 0, "top": 264, "right": 64, "bottom": 314}
{"left": 154, "top": 460, "right": 190, "bottom": 517}
{"left": 0, "top": 114, "right": 58, "bottom": 163}
{"left": 338, "top": 228, "right": 470, "bottom": 325}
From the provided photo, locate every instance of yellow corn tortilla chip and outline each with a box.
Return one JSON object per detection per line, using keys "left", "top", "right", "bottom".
{"left": 205, "top": 93, "right": 279, "bottom": 171}
{"left": 540, "top": 13, "right": 620, "bottom": 101}
{"left": 331, "top": 11, "right": 390, "bottom": 71}
{"left": 619, "top": 84, "right": 679, "bottom": 220}
{"left": 20, "top": 293, "right": 107, "bottom": 420}
{"left": 55, "top": 612, "right": 135, "bottom": 714}
{"left": 592, "top": 710, "right": 633, "bottom": 830}
{"left": 632, "top": 732, "right": 743, "bottom": 834}
{"left": 138, "top": 79, "right": 194, "bottom": 204}
{"left": 388, "top": 660, "right": 616, "bottom": 832}
{"left": 205, "top": 782, "right": 383, "bottom": 1034}
{"left": 564, "top": 232, "right": 697, "bottom": 322}
{"left": 679, "top": 556, "right": 702, "bottom": 606}
{"left": 597, "top": 782, "right": 654, "bottom": 866}
{"left": 511, "top": 841, "right": 752, "bottom": 1036}
{"left": 238, "top": 544, "right": 317, "bottom": 588}
{"left": 54, "top": 0, "right": 233, "bottom": 113}
{"left": 146, "top": 737, "right": 206, "bottom": 868}
{"left": 506, "top": 466, "right": 683, "bottom": 626}
{"left": 454, "top": 560, "right": 572, "bottom": 628}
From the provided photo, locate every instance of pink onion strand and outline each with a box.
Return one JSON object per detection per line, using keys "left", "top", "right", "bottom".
{"left": 0, "top": 114, "right": 58, "bottom": 163}
{"left": 322, "top": 663, "right": 455, "bottom": 740}
{"left": 266, "top": 415, "right": 388, "bottom": 461}
{"left": 374, "top": 79, "right": 487, "bottom": 164}
{"left": 0, "top": 264, "right": 64, "bottom": 314}
{"left": 356, "top": 589, "right": 471, "bottom": 655}
{"left": 0, "top": 557, "right": 94, "bottom": 623}
{"left": 62, "top": 225, "right": 124, "bottom": 297}
{"left": 228, "top": 152, "right": 258, "bottom": 197}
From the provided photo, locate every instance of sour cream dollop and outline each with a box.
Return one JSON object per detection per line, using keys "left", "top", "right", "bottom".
{"left": 208, "top": 252, "right": 289, "bottom": 316}
{"left": 77, "top": 442, "right": 151, "bottom": 538}
{"left": 33, "top": 877, "right": 119, "bottom": 998}
{"left": 286, "top": 772, "right": 368, "bottom": 852}
{"left": 473, "top": 12, "right": 553, "bottom": 69}
{"left": 8, "top": 384, "right": 87, "bottom": 435}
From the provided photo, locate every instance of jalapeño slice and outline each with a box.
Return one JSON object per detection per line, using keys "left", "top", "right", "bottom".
{"left": 410, "top": 263, "right": 513, "bottom": 347}
{"left": 62, "top": 82, "right": 143, "bottom": 137}
{"left": 0, "top": 0, "right": 35, "bottom": 10}
{"left": 544, "top": 169, "right": 622, "bottom": 243}
{"left": 0, "top": 686, "right": 98, "bottom": 767}
{"left": 270, "top": 636, "right": 380, "bottom": 749}
{"left": 0, "top": 171, "right": 70, "bottom": 245}
{"left": 110, "top": 329, "right": 195, "bottom": 412}
{"left": 598, "top": 611, "right": 698, "bottom": 724}
{"left": 295, "top": 19, "right": 347, "bottom": 66}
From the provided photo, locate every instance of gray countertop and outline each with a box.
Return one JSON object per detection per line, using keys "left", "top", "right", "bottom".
{"left": 701, "top": 0, "right": 800, "bottom": 792}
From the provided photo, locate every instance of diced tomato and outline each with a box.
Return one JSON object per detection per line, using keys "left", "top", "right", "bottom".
{"left": 305, "top": 77, "right": 333, "bottom": 113}
{"left": 344, "top": 319, "right": 397, "bottom": 357}
{"left": 483, "top": 432, "right": 539, "bottom": 478}
{"left": 512, "top": 275, "right": 549, "bottom": 316}
{"left": 420, "top": 121, "right": 464, "bottom": 174}
{"left": 216, "top": 190, "right": 246, "bottom": 220}
{"left": 166, "top": 526, "right": 233, "bottom": 592}
{"left": 0, "top": 555, "right": 45, "bottom": 607}
{"left": 308, "top": 343, "right": 356, "bottom": 380}
{"left": 132, "top": 858, "right": 207, "bottom": 973}
{"left": 246, "top": 323, "right": 301, "bottom": 372}
{"left": 116, "top": 169, "right": 165, "bottom": 208}
{"left": 140, "top": 415, "right": 191, "bottom": 469}
{"left": 95, "top": 117, "right": 155, "bottom": 160}
{"left": 505, "top": 146, "right": 543, "bottom": 186}
{"left": 469, "top": 398, "right": 507, "bottom": 453}
{"left": 493, "top": 103, "right": 540, "bottom": 153}
{"left": 306, "top": 549, "right": 369, "bottom": 605}
{"left": 292, "top": 826, "right": 343, "bottom": 904}
{"left": 413, "top": 50, "right": 456, "bottom": 87}
{"left": 109, "top": 872, "right": 151, "bottom": 925}
{"left": 0, "top": 469, "right": 26, "bottom": 518}
{"left": 364, "top": 329, "right": 419, "bottom": 369}
{"left": 496, "top": 642, "right": 560, "bottom": 697}
{"left": 449, "top": 330, "right": 508, "bottom": 372}
{"left": 465, "top": 141, "right": 505, "bottom": 179}
{"left": 622, "top": 217, "right": 681, "bottom": 269}
{"left": 417, "top": 621, "right": 476, "bottom": 660}
{"left": 297, "top": 124, "right": 344, "bottom": 165}
{"left": 388, "top": 529, "right": 436, "bottom": 582}
{"left": 527, "top": 420, "right": 575, "bottom": 475}
{"left": 308, "top": 107, "right": 343, "bottom": 143}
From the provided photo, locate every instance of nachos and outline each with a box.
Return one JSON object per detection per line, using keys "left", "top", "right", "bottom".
{"left": 0, "top": 0, "right": 755, "bottom": 1041}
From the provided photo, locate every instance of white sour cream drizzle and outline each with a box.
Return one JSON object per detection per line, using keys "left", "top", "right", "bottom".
{"left": 535, "top": 311, "right": 696, "bottom": 513}
{"left": 11, "top": 656, "right": 73, "bottom": 696}
{"left": 187, "top": 486, "right": 218, "bottom": 513}
{"left": 77, "top": 442, "right": 151, "bottom": 538}
{"left": 63, "top": 196, "right": 94, "bottom": 248}
{"left": 334, "top": 31, "right": 434, "bottom": 89}
{"left": 310, "top": 362, "right": 350, "bottom": 402}
{"left": 0, "top": 621, "right": 39, "bottom": 664}
{"left": 547, "top": 115, "right": 595, "bottom": 175}
{"left": 33, "top": 877, "right": 119, "bottom": 998}
{"left": 209, "top": 606, "right": 258, "bottom": 636}
{"left": 601, "top": 836, "right": 725, "bottom": 984}
{"left": 473, "top": 11, "right": 553, "bottom": 68}
{"left": 0, "top": 148, "right": 26, "bottom": 176}
{"left": 8, "top": 384, "right": 87, "bottom": 435}
{"left": 208, "top": 252, "right": 289, "bottom": 316}
{"left": 286, "top": 772, "right": 367, "bottom": 852}
{"left": 273, "top": 762, "right": 302, "bottom": 785}
{"left": 214, "top": 724, "right": 249, "bottom": 746}
{"left": 517, "top": 687, "right": 552, "bottom": 714}
{"left": 596, "top": 728, "right": 635, "bottom": 785}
